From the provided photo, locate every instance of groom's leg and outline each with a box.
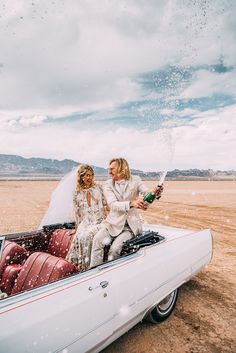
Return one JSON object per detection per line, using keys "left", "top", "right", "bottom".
{"left": 90, "top": 227, "right": 111, "bottom": 268}
{"left": 108, "top": 230, "right": 133, "bottom": 261}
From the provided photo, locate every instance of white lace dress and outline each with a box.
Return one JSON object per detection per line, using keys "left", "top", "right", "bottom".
{"left": 66, "top": 184, "right": 106, "bottom": 270}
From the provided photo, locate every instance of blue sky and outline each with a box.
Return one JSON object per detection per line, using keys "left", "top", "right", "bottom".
{"left": 0, "top": 0, "right": 235, "bottom": 171}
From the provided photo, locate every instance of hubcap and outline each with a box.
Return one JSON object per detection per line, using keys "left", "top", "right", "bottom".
{"left": 157, "top": 291, "right": 175, "bottom": 312}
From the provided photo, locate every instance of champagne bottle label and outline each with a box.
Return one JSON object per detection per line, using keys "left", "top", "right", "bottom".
{"left": 143, "top": 192, "right": 155, "bottom": 204}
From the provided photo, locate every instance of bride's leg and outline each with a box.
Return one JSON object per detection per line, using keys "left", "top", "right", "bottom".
{"left": 78, "top": 225, "right": 100, "bottom": 271}
{"left": 65, "top": 227, "right": 80, "bottom": 265}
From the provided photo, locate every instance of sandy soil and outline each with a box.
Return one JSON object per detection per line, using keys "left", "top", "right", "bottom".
{"left": 0, "top": 180, "right": 235, "bottom": 353}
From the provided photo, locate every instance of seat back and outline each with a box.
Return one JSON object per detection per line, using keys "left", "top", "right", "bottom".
{"left": 0, "top": 264, "right": 23, "bottom": 295}
{"left": 47, "top": 229, "right": 75, "bottom": 258}
{"left": 11, "top": 252, "right": 77, "bottom": 295}
{"left": 0, "top": 241, "right": 28, "bottom": 279}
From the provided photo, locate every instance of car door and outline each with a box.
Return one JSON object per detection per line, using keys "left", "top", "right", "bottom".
{"left": 108, "top": 235, "right": 194, "bottom": 337}
{"left": 103, "top": 246, "right": 172, "bottom": 335}
{"left": 0, "top": 269, "right": 115, "bottom": 353}
{"left": 95, "top": 250, "right": 158, "bottom": 338}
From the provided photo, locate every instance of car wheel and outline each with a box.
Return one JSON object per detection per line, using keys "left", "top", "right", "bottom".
{"left": 145, "top": 288, "right": 179, "bottom": 323}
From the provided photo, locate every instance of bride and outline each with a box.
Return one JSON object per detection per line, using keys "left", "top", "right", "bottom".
{"left": 39, "top": 164, "right": 108, "bottom": 270}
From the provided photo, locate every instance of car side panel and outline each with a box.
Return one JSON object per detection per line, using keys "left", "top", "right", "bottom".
{"left": 109, "top": 229, "right": 212, "bottom": 335}
{"left": 0, "top": 228, "right": 212, "bottom": 353}
{"left": 0, "top": 271, "right": 115, "bottom": 353}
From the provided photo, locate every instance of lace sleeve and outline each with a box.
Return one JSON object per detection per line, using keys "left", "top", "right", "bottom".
{"left": 73, "top": 191, "right": 80, "bottom": 225}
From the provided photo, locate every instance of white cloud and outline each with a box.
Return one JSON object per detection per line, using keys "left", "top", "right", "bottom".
{"left": 0, "top": 0, "right": 236, "bottom": 170}
{"left": 181, "top": 69, "right": 236, "bottom": 99}
{"left": 1, "top": 104, "right": 235, "bottom": 170}
{"left": 17, "top": 115, "right": 47, "bottom": 127}
{"left": 177, "top": 108, "right": 200, "bottom": 117}
{"left": 0, "top": 0, "right": 235, "bottom": 113}
{"left": 172, "top": 105, "right": 236, "bottom": 170}
{"left": 160, "top": 108, "right": 174, "bottom": 116}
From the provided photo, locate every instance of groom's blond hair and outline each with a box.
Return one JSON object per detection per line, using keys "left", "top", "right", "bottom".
{"left": 109, "top": 158, "right": 131, "bottom": 180}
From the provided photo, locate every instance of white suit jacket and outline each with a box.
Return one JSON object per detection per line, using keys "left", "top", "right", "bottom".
{"left": 102, "top": 175, "right": 149, "bottom": 237}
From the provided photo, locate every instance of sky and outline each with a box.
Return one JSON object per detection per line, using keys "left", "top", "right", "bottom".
{"left": 0, "top": 0, "right": 235, "bottom": 172}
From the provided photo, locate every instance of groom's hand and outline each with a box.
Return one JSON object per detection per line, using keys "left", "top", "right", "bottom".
{"left": 153, "top": 184, "right": 164, "bottom": 199}
{"left": 130, "top": 198, "right": 148, "bottom": 210}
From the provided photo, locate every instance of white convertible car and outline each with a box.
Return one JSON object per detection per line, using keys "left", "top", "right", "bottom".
{"left": 0, "top": 223, "right": 212, "bottom": 353}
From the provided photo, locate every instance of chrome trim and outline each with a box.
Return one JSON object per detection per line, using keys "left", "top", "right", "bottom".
{"left": 100, "top": 280, "right": 109, "bottom": 288}
{"left": 88, "top": 281, "right": 109, "bottom": 291}
{"left": 97, "top": 251, "right": 142, "bottom": 270}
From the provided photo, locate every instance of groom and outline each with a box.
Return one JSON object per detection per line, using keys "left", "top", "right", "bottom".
{"left": 90, "top": 158, "right": 163, "bottom": 268}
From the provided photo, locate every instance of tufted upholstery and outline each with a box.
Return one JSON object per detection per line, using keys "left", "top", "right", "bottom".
{"left": 47, "top": 229, "right": 75, "bottom": 258}
{"left": 0, "top": 264, "right": 23, "bottom": 295}
{"left": 11, "top": 252, "right": 77, "bottom": 295}
{"left": 0, "top": 241, "right": 28, "bottom": 279}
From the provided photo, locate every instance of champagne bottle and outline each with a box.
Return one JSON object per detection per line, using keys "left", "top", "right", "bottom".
{"left": 143, "top": 191, "right": 156, "bottom": 204}
{"left": 143, "top": 171, "right": 167, "bottom": 204}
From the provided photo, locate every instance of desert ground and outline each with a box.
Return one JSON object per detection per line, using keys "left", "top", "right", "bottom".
{"left": 0, "top": 180, "right": 235, "bottom": 353}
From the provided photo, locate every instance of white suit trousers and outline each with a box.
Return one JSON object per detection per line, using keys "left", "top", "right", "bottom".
{"left": 90, "top": 226, "right": 133, "bottom": 268}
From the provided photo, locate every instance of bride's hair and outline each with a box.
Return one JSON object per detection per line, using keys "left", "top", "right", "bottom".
{"left": 77, "top": 164, "right": 95, "bottom": 192}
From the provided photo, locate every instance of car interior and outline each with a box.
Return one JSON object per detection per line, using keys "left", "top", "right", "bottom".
{"left": 0, "top": 224, "right": 164, "bottom": 298}
{"left": 0, "top": 227, "right": 78, "bottom": 297}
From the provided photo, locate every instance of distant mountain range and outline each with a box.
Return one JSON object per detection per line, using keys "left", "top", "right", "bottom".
{"left": 0, "top": 154, "right": 235, "bottom": 180}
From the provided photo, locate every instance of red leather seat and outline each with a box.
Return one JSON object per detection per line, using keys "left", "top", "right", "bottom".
{"left": 11, "top": 252, "right": 77, "bottom": 295}
{"left": 47, "top": 229, "right": 75, "bottom": 258}
{"left": 0, "top": 241, "right": 28, "bottom": 278}
{"left": 0, "top": 264, "right": 22, "bottom": 295}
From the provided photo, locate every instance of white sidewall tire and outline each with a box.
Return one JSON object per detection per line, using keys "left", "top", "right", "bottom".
{"left": 146, "top": 288, "right": 179, "bottom": 323}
